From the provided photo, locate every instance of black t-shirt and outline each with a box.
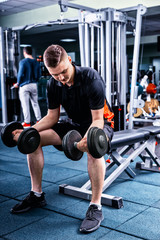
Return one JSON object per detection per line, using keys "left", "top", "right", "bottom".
{"left": 47, "top": 65, "right": 106, "bottom": 128}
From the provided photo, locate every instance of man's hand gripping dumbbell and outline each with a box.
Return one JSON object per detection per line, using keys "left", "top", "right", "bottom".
{"left": 1, "top": 121, "right": 40, "bottom": 154}
{"left": 62, "top": 127, "right": 109, "bottom": 161}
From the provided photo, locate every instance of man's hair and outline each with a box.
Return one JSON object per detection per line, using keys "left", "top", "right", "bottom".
{"left": 23, "top": 46, "right": 32, "bottom": 55}
{"left": 43, "top": 44, "right": 67, "bottom": 68}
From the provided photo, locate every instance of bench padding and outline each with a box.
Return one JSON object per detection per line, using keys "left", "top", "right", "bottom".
{"left": 111, "top": 129, "right": 150, "bottom": 150}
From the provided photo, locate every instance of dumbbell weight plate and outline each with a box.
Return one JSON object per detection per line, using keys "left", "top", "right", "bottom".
{"left": 62, "top": 130, "right": 83, "bottom": 161}
{"left": 17, "top": 128, "right": 40, "bottom": 154}
{"left": 87, "top": 127, "right": 108, "bottom": 158}
{"left": 1, "top": 121, "right": 23, "bottom": 147}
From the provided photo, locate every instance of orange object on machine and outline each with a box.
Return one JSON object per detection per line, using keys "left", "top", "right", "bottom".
{"left": 106, "top": 159, "right": 111, "bottom": 163}
{"left": 104, "top": 100, "right": 114, "bottom": 128}
{"left": 146, "top": 83, "right": 157, "bottom": 94}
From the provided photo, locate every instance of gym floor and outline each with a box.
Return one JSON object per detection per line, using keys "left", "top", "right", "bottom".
{"left": 1, "top": 103, "right": 160, "bottom": 239}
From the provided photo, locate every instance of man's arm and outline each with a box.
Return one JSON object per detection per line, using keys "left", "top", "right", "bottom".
{"left": 14, "top": 61, "right": 24, "bottom": 88}
{"left": 89, "top": 107, "right": 104, "bottom": 130}
{"left": 33, "top": 107, "right": 60, "bottom": 132}
{"left": 77, "top": 107, "right": 104, "bottom": 153}
{"left": 12, "top": 108, "right": 60, "bottom": 142}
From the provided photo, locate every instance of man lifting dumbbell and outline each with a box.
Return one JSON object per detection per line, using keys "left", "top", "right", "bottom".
{"left": 9, "top": 45, "right": 114, "bottom": 233}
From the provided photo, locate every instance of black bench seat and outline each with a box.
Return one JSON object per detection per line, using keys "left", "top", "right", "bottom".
{"left": 138, "top": 125, "right": 160, "bottom": 135}
{"left": 111, "top": 129, "right": 150, "bottom": 150}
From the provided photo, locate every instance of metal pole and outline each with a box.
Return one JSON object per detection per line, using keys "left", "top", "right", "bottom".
{"left": 91, "top": 25, "right": 94, "bottom": 69}
{"left": 5, "top": 29, "right": 9, "bottom": 77}
{"left": 116, "top": 22, "right": 121, "bottom": 106}
{"left": 78, "top": 10, "right": 86, "bottom": 66}
{"left": 0, "top": 27, "right": 8, "bottom": 125}
{"left": 111, "top": 22, "right": 115, "bottom": 106}
{"left": 58, "top": 0, "right": 96, "bottom": 13}
{"left": 101, "top": 22, "right": 105, "bottom": 82}
{"left": 97, "top": 26, "right": 100, "bottom": 73}
{"left": 128, "top": 5, "right": 147, "bottom": 129}
{"left": 120, "top": 23, "right": 127, "bottom": 129}
{"left": 105, "top": 10, "right": 112, "bottom": 106}
{"left": 85, "top": 23, "right": 90, "bottom": 67}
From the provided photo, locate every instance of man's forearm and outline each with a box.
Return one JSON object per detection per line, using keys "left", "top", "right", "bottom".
{"left": 89, "top": 119, "right": 104, "bottom": 129}
{"left": 33, "top": 114, "right": 58, "bottom": 132}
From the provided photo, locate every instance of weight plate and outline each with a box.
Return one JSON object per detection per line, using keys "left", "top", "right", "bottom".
{"left": 1, "top": 121, "right": 23, "bottom": 148}
{"left": 87, "top": 127, "right": 108, "bottom": 158}
{"left": 17, "top": 128, "right": 40, "bottom": 154}
{"left": 62, "top": 130, "right": 83, "bottom": 161}
{"left": 87, "top": 127, "right": 96, "bottom": 156}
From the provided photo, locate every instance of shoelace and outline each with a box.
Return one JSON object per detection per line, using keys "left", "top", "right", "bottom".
{"left": 86, "top": 206, "right": 98, "bottom": 220}
{"left": 23, "top": 192, "right": 33, "bottom": 203}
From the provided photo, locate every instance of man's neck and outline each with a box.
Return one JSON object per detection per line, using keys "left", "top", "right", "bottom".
{"left": 25, "top": 54, "right": 33, "bottom": 59}
{"left": 66, "top": 64, "right": 75, "bottom": 87}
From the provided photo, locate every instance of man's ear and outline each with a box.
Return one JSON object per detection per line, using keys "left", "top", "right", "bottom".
{"left": 68, "top": 56, "right": 72, "bottom": 63}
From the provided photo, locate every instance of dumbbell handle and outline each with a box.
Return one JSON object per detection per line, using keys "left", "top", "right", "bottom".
{"left": 74, "top": 142, "right": 78, "bottom": 149}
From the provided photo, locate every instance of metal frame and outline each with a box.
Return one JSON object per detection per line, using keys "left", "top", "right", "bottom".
{"left": 0, "top": 28, "right": 21, "bottom": 125}
{"left": 59, "top": 184, "right": 123, "bottom": 209}
{"left": 77, "top": 8, "right": 128, "bottom": 131}
{"left": 128, "top": 5, "right": 147, "bottom": 129}
{"left": 0, "top": 27, "right": 8, "bottom": 125}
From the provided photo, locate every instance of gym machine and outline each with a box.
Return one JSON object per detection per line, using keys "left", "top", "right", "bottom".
{"left": 0, "top": 27, "right": 21, "bottom": 126}
{"left": 59, "top": 1, "right": 146, "bottom": 131}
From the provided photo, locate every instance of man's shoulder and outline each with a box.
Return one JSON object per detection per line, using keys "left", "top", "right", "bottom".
{"left": 47, "top": 77, "right": 60, "bottom": 88}
{"left": 20, "top": 58, "right": 26, "bottom": 64}
{"left": 75, "top": 65, "right": 99, "bottom": 79}
{"left": 20, "top": 58, "right": 31, "bottom": 64}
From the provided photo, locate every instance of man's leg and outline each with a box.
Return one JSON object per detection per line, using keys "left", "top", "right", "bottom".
{"left": 79, "top": 154, "right": 105, "bottom": 233}
{"left": 19, "top": 86, "right": 30, "bottom": 123}
{"left": 88, "top": 154, "right": 106, "bottom": 204}
{"left": 29, "top": 83, "right": 41, "bottom": 122}
{"left": 11, "top": 129, "right": 62, "bottom": 214}
{"left": 27, "top": 129, "right": 62, "bottom": 192}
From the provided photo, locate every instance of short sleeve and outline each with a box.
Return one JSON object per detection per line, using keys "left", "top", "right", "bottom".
{"left": 87, "top": 70, "right": 105, "bottom": 110}
{"left": 46, "top": 78, "right": 61, "bottom": 109}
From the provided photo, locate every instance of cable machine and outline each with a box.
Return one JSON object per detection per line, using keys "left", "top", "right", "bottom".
{"left": 58, "top": 0, "right": 147, "bottom": 131}
{"left": 0, "top": 28, "right": 21, "bottom": 126}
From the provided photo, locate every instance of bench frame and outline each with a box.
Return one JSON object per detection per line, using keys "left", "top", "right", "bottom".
{"left": 59, "top": 126, "right": 160, "bottom": 209}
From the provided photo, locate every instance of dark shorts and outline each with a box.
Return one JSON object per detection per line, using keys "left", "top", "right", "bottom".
{"left": 52, "top": 118, "right": 114, "bottom": 152}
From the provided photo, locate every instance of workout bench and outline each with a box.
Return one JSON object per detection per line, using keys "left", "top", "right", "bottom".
{"left": 59, "top": 126, "right": 160, "bottom": 209}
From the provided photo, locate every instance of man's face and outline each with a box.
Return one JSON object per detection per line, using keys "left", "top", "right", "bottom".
{"left": 47, "top": 57, "right": 73, "bottom": 85}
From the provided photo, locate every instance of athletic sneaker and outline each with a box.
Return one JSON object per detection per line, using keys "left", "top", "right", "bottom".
{"left": 79, "top": 204, "right": 104, "bottom": 233}
{"left": 10, "top": 191, "right": 46, "bottom": 214}
{"left": 22, "top": 122, "right": 31, "bottom": 128}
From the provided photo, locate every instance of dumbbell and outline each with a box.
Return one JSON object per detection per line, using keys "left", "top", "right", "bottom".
{"left": 62, "top": 127, "right": 108, "bottom": 161}
{"left": 1, "top": 121, "right": 40, "bottom": 154}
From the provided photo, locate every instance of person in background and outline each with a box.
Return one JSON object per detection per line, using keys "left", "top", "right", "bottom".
{"left": 14, "top": 46, "right": 41, "bottom": 127}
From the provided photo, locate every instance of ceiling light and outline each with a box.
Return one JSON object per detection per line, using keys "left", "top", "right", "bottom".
{"left": 60, "top": 39, "right": 76, "bottom": 42}
{"left": 20, "top": 44, "right": 32, "bottom": 48}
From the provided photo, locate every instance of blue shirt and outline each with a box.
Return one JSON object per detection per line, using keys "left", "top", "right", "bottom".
{"left": 17, "top": 58, "right": 41, "bottom": 87}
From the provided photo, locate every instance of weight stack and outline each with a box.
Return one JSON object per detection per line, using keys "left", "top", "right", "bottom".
{"left": 112, "top": 105, "right": 124, "bottom": 132}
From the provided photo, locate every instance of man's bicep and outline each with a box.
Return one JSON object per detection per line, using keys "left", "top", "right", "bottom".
{"left": 88, "top": 80, "right": 105, "bottom": 110}
{"left": 47, "top": 108, "right": 60, "bottom": 120}
{"left": 91, "top": 108, "right": 104, "bottom": 121}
